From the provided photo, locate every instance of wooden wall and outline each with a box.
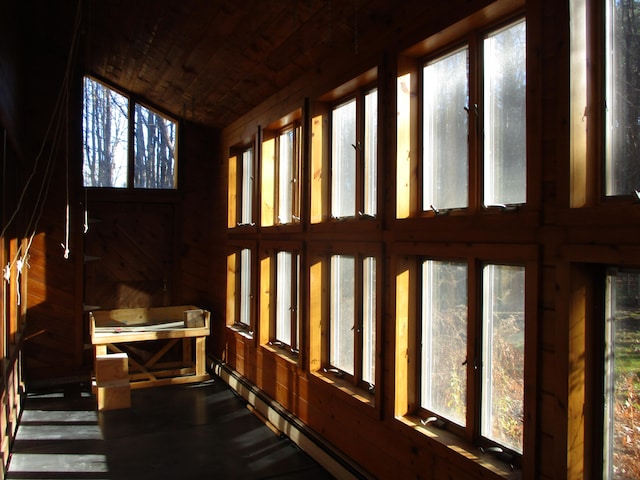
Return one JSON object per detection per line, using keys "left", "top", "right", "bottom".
{"left": 214, "top": 1, "right": 586, "bottom": 479}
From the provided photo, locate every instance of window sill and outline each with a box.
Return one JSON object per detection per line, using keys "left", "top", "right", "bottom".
{"left": 311, "top": 370, "right": 375, "bottom": 408}
{"left": 226, "top": 324, "right": 253, "bottom": 340}
{"left": 261, "top": 343, "right": 299, "bottom": 365}
{"left": 397, "top": 415, "right": 521, "bottom": 480}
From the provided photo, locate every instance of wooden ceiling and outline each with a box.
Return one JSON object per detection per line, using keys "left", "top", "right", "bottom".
{"left": 85, "top": 0, "right": 398, "bottom": 128}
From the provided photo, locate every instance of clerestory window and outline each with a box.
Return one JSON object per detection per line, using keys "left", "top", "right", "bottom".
{"left": 82, "top": 76, "right": 177, "bottom": 189}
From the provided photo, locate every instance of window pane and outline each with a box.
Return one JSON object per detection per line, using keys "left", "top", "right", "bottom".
{"left": 605, "top": 1, "right": 640, "bottom": 196}
{"left": 278, "top": 129, "right": 294, "bottom": 223}
{"left": 240, "top": 249, "right": 252, "bottom": 327}
{"left": 241, "top": 148, "right": 253, "bottom": 225}
{"left": 482, "top": 264, "right": 525, "bottom": 453}
{"left": 423, "top": 48, "right": 469, "bottom": 211}
{"left": 362, "top": 256, "right": 376, "bottom": 385}
{"left": 483, "top": 20, "right": 527, "bottom": 206}
{"left": 332, "top": 100, "right": 357, "bottom": 218}
{"left": 604, "top": 269, "right": 640, "bottom": 479}
{"left": 330, "top": 255, "right": 355, "bottom": 374}
{"left": 364, "top": 90, "right": 378, "bottom": 216}
{"left": 82, "top": 77, "right": 129, "bottom": 188}
{"left": 133, "top": 105, "right": 177, "bottom": 189}
{"left": 276, "top": 251, "right": 293, "bottom": 346}
{"left": 421, "top": 260, "right": 468, "bottom": 426}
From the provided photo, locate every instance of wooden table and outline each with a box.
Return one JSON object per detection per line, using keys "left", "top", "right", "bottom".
{"left": 90, "top": 305, "right": 211, "bottom": 389}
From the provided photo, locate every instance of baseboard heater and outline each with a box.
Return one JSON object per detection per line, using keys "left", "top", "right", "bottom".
{"left": 208, "top": 356, "right": 374, "bottom": 480}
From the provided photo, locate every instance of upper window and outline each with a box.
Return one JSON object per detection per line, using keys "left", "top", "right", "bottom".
{"left": 605, "top": 0, "right": 640, "bottom": 196}
{"left": 261, "top": 124, "right": 302, "bottom": 226}
{"left": 400, "top": 17, "right": 526, "bottom": 216}
{"left": 331, "top": 89, "right": 378, "bottom": 219}
{"left": 82, "top": 77, "right": 177, "bottom": 189}
{"left": 228, "top": 145, "right": 255, "bottom": 228}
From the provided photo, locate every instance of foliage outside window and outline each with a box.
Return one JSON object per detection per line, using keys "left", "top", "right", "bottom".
{"left": 331, "top": 89, "right": 378, "bottom": 219}
{"left": 420, "top": 260, "right": 468, "bottom": 427}
{"left": 603, "top": 268, "right": 640, "bottom": 479}
{"left": 413, "top": 258, "right": 525, "bottom": 456}
{"left": 481, "top": 263, "right": 525, "bottom": 454}
{"left": 83, "top": 76, "right": 177, "bottom": 189}
{"left": 329, "top": 254, "right": 376, "bottom": 388}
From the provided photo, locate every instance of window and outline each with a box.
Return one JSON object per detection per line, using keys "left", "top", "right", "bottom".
{"left": 420, "top": 260, "right": 468, "bottom": 427}
{"left": 407, "top": 17, "right": 526, "bottom": 216}
{"left": 602, "top": 268, "right": 640, "bottom": 479}
{"left": 228, "top": 145, "right": 254, "bottom": 228}
{"left": 481, "top": 263, "right": 525, "bottom": 454}
{"left": 273, "top": 250, "right": 301, "bottom": 352}
{"left": 399, "top": 253, "right": 527, "bottom": 458}
{"left": 226, "top": 247, "right": 254, "bottom": 334}
{"left": 327, "top": 254, "right": 377, "bottom": 389}
{"left": 82, "top": 76, "right": 177, "bottom": 189}
{"left": 483, "top": 21, "right": 527, "bottom": 207}
{"left": 605, "top": 0, "right": 640, "bottom": 196}
{"left": 423, "top": 48, "right": 469, "bottom": 211}
{"left": 261, "top": 124, "right": 302, "bottom": 226}
{"left": 331, "top": 89, "right": 378, "bottom": 219}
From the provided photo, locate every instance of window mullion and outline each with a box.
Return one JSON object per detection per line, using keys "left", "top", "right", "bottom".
{"left": 468, "top": 33, "right": 481, "bottom": 214}
{"left": 467, "top": 259, "right": 481, "bottom": 444}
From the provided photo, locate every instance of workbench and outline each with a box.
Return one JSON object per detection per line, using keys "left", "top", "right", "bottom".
{"left": 90, "top": 305, "right": 211, "bottom": 389}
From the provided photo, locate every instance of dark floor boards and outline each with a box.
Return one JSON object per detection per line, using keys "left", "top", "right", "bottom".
{"left": 6, "top": 377, "right": 334, "bottom": 479}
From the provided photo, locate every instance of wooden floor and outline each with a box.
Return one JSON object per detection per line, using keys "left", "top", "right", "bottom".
{"left": 6, "top": 378, "right": 334, "bottom": 479}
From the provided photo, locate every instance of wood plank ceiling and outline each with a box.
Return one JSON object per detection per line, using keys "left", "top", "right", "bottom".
{"left": 85, "top": 0, "right": 396, "bottom": 128}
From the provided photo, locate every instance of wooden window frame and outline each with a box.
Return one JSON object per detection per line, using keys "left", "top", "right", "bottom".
{"left": 261, "top": 121, "right": 302, "bottom": 228}
{"left": 82, "top": 75, "right": 179, "bottom": 190}
{"left": 397, "top": 8, "right": 530, "bottom": 220}
{"left": 226, "top": 242, "right": 256, "bottom": 339}
{"left": 258, "top": 243, "right": 302, "bottom": 362}
{"left": 394, "top": 243, "right": 537, "bottom": 471}
{"left": 308, "top": 243, "right": 381, "bottom": 406}
{"left": 228, "top": 142, "right": 256, "bottom": 230}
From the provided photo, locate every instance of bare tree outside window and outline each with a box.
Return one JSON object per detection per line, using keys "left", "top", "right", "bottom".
{"left": 82, "top": 77, "right": 177, "bottom": 189}
{"left": 83, "top": 77, "right": 128, "bottom": 187}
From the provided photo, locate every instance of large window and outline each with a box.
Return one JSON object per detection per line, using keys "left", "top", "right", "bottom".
{"left": 82, "top": 76, "right": 177, "bottom": 189}
{"left": 402, "top": 255, "right": 527, "bottom": 458}
{"left": 410, "top": 17, "right": 526, "bottom": 216}
{"left": 331, "top": 89, "right": 378, "bottom": 219}
{"left": 603, "top": 268, "right": 640, "bottom": 479}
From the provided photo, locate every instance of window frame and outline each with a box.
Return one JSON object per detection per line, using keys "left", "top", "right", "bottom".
{"left": 397, "top": 11, "right": 529, "bottom": 219}
{"left": 226, "top": 242, "right": 257, "bottom": 338}
{"left": 308, "top": 243, "right": 381, "bottom": 404}
{"left": 258, "top": 244, "right": 302, "bottom": 360}
{"left": 260, "top": 121, "right": 303, "bottom": 228}
{"left": 228, "top": 143, "right": 256, "bottom": 229}
{"left": 394, "top": 243, "right": 537, "bottom": 469}
{"left": 82, "top": 75, "right": 179, "bottom": 190}
{"left": 571, "top": 0, "right": 640, "bottom": 207}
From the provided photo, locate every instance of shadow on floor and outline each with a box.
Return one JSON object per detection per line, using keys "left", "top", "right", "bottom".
{"left": 7, "top": 377, "right": 334, "bottom": 479}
